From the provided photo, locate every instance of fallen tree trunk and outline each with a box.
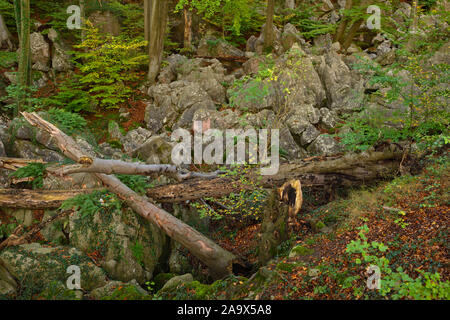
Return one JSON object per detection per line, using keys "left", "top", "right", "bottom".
{"left": 21, "top": 112, "right": 237, "bottom": 279}
{"left": 0, "top": 157, "right": 45, "bottom": 171}
{"left": 51, "top": 159, "right": 220, "bottom": 181}
{"left": 147, "top": 150, "right": 403, "bottom": 202}
{"left": 0, "top": 189, "right": 101, "bottom": 209}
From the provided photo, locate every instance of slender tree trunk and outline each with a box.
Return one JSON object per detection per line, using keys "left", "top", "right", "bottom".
{"left": 80, "top": 0, "right": 86, "bottom": 42}
{"left": 183, "top": 5, "right": 192, "bottom": 49}
{"left": 341, "top": 0, "right": 369, "bottom": 51}
{"left": 334, "top": 0, "right": 353, "bottom": 43}
{"left": 264, "top": 0, "right": 275, "bottom": 51}
{"left": 16, "top": 0, "right": 31, "bottom": 117}
{"left": 146, "top": 0, "right": 169, "bottom": 84}
{"left": 144, "top": 0, "right": 150, "bottom": 50}
{"left": 406, "top": 0, "right": 419, "bottom": 51}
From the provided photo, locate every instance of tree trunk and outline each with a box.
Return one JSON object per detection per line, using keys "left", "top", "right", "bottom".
{"left": 264, "top": 0, "right": 275, "bottom": 51}
{"left": 0, "top": 189, "right": 99, "bottom": 209}
{"left": 406, "top": 0, "right": 419, "bottom": 51}
{"left": 16, "top": 0, "right": 31, "bottom": 116}
{"left": 146, "top": 0, "right": 169, "bottom": 84}
{"left": 146, "top": 150, "right": 403, "bottom": 203}
{"left": 341, "top": 0, "right": 369, "bottom": 51}
{"left": 184, "top": 5, "right": 192, "bottom": 49}
{"left": 21, "top": 112, "right": 238, "bottom": 279}
{"left": 80, "top": 0, "right": 86, "bottom": 42}
{"left": 333, "top": 0, "right": 353, "bottom": 43}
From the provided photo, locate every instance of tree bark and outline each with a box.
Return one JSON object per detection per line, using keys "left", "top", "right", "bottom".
{"left": 264, "top": 0, "right": 275, "bottom": 51}
{"left": 16, "top": 0, "right": 31, "bottom": 116}
{"left": 0, "top": 189, "right": 98, "bottom": 209}
{"left": 146, "top": 0, "right": 169, "bottom": 84}
{"left": 21, "top": 112, "right": 238, "bottom": 279}
{"left": 146, "top": 150, "right": 403, "bottom": 203}
{"left": 333, "top": 0, "right": 353, "bottom": 43}
{"left": 184, "top": 5, "right": 192, "bottom": 49}
{"left": 341, "top": 0, "right": 370, "bottom": 51}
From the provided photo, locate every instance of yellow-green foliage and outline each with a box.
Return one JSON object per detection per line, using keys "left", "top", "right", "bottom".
{"left": 73, "top": 22, "right": 148, "bottom": 109}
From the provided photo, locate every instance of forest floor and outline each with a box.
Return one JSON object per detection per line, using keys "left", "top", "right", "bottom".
{"left": 174, "top": 151, "right": 449, "bottom": 300}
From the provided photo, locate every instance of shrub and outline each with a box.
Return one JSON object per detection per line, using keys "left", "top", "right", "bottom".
{"left": 72, "top": 22, "right": 148, "bottom": 109}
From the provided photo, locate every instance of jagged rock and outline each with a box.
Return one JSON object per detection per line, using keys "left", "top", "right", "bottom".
{"left": 4, "top": 71, "right": 17, "bottom": 84}
{"left": 12, "top": 139, "right": 65, "bottom": 162}
{"left": 376, "top": 39, "right": 393, "bottom": 56}
{"left": 197, "top": 35, "right": 244, "bottom": 58}
{"left": 121, "top": 127, "right": 153, "bottom": 154}
{"left": 30, "top": 32, "right": 50, "bottom": 71}
{"left": 242, "top": 56, "right": 264, "bottom": 75}
{"left": 245, "top": 110, "right": 276, "bottom": 129}
{"left": 43, "top": 172, "right": 102, "bottom": 190}
{"left": 158, "top": 54, "right": 188, "bottom": 84}
{"left": 246, "top": 35, "right": 258, "bottom": 52}
{"left": 0, "top": 14, "right": 14, "bottom": 51}
{"left": 430, "top": 42, "right": 450, "bottom": 66}
{"left": 255, "top": 24, "right": 284, "bottom": 56}
{"left": 10, "top": 119, "right": 59, "bottom": 151}
{"left": 0, "top": 243, "right": 108, "bottom": 293}
{"left": 133, "top": 135, "right": 173, "bottom": 164}
{"left": 52, "top": 42, "right": 72, "bottom": 72}
{"left": 88, "top": 10, "right": 121, "bottom": 36}
{"left": 280, "top": 127, "right": 307, "bottom": 160}
{"left": 307, "top": 134, "right": 341, "bottom": 156}
{"left": 46, "top": 28, "right": 73, "bottom": 72}
{"left": 69, "top": 206, "right": 167, "bottom": 284}
{"left": 300, "top": 124, "right": 320, "bottom": 146}
{"left": 317, "top": 50, "right": 364, "bottom": 113}
{"left": 177, "top": 58, "right": 228, "bottom": 103}
{"left": 281, "top": 23, "right": 305, "bottom": 51}
{"left": 319, "top": 108, "right": 338, "bottom": 129}
{"left": 146, "top": 80, "right": 216, "bottom": 132}
{"left": 393, "top": 2, "right": 411, "bottom": 24}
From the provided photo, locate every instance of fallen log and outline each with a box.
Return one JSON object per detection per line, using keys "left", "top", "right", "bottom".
{"left": 22, "top": 112, "right": 237, "bottom": 279}
{"left": 51, "top": 159, "right": 221, "bottom": 181}
{"left": 0, "top": 189, "right": 100, "bottom": 209}
{"left": 0, "top": 157, "right": 45, "bottom": 171}
{"left": 147, "top": 150, "right": 403, "bottom": 203}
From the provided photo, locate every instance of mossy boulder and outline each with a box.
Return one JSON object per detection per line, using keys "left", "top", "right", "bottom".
{"left": 0, "top": 243, "right": 107, "bottom": 299}
{"left": 89, "top": 280, "right": 149, "bottom": 300}
{"left": 37, "top": 280, "right": 82, "bottom": 300}
{"left": 69, "top": 206, "right": 167, "bottom": 285}
{"left": 159, "top": 273, "right": 193, "bottom": 293}
{"left": 153, "top": 273, "right": 176, "bottom": 291}
{"left": 289, "top": 245, "right": 314, "bottom": 258}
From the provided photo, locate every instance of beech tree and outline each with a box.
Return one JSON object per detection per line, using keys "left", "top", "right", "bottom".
{"left": 264, "top": 0, "right": 275, "bottom": 51}
{"left": 14, "top": 0, "right": 31, "bottom": 115}
{"left": 144, "top": 0, "right": 169, "bottom": 84}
